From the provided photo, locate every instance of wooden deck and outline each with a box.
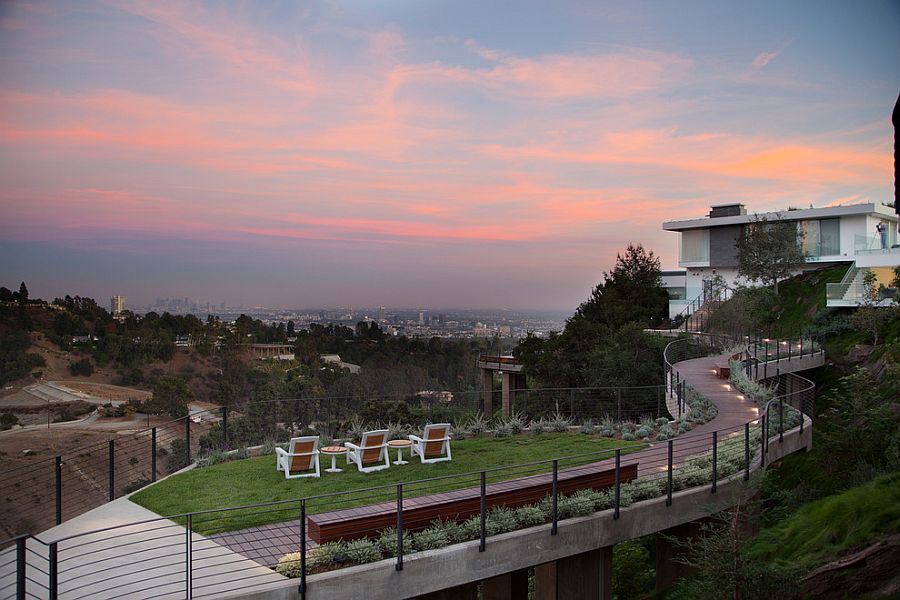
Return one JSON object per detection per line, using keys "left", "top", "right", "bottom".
{"left": 308, "top": 463, "right": 638, "bottom": 543}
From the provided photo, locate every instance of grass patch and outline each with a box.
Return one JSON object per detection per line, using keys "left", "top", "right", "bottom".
{"left": 131, "top": 433, "right": 642, "bottom": 534}
{"left": 747, "top": 471, "right": 900, "bottom": 570}
{"left": 770, "top": 265, "right": 847, "bottom": 337}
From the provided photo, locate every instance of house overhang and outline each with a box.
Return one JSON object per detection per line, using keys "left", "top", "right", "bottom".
{"left": 663, "top": 203, "right": 894, "bottom": 232}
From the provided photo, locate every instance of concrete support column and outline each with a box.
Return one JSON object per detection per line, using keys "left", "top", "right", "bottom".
{"left": 501, "top": 371, "right": 513, "bottom": 418}
{"left": 655, "top": 521, "right": 701, "bottom": 593}
{"left": 535, "top": 547, "right": 613, "bottom": 600}
{"left": 482, "top": 369, "right": 494, "bottom": 417}
{"left": 482, "top": 569, "right": 529, "bottom": 600}
{"left": 414, "top": 582, "right": 478, "bottom": 600}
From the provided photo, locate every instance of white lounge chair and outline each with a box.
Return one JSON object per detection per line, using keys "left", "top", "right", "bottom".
{"left": 409, "top": 423, "right": 452, "bottom": 464}
{"left": 275, "top": 436, "right": 320, "bottom": 479}
{"left": 345, "top": 429, "right": 391, "bottom": 473}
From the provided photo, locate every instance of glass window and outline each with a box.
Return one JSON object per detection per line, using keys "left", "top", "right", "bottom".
{"left": 820, "top": 218, "right": 840, "bottom": 255}
{"left": 799, "top": 220, "right": 819, "bottom": 256}
{"left": 680, "top": 229, "right": 709, "bottom": 263}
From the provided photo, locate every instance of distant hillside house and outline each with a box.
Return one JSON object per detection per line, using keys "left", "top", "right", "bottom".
{"left": 249, "top": 343, "right": 295, "bottom": 361}
{"left": 320, "top": 354, "right": 361, "bottom": 374}
{"left": 415, "top": 390, "right": 454, "bottom": 405}
{"left": 662, "top": 202, "right": 899, "bottom": 314}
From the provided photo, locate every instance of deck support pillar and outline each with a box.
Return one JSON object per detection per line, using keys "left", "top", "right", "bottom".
{"left": 482, "top": 569, "right": 529, "bottom": 600}
{"left": 535, "top": 546, "right": 613, "bottom": 600}
{"left": 482, "top": 370, "right": 494, "bottom": 417}
{"left": 415, "top": 581, "right": 478, "bottom": 600}
{"left": 655, "top": 521, "right": 701, "bottom": 593}
{"left": 500, "top": 372, "right": 526, "bottom": 418}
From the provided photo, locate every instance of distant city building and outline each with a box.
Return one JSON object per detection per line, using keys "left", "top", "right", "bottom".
{"left": 110, "top": 295, "right": 125, "bottom": 315}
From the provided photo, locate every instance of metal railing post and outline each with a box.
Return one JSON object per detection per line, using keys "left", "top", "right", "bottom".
{"left": 300, "top": 500, "right": 307, "bottom": 598}
{"left": 16, "top": 536, "right": 25, "bottom": 600}
{"left": 779, "top": 399, "right": 785, "bottom": 443}
{"left": 666, "top": 440, "right": 673, "bottom": 506}
{"left": 49, "top": 541, "right": 58, "bottom": 600}
{"left": 185, "top": 418, "right": 191, "bottom": 464}
{"left": 221, "top": 407, "right": 228, "bottom": 446}
{"left": 55, "top": 456, "right": 62, "bottom": 525}
{"left": 614, "top": 449, "right": 621, "bottom": 520}
{"left": 744, "top": 422, "right": 750, "bottom": 482}
{"left": 761, "top": 414, "right": 767, "bottom": 468}
{"left": 151, "top": 428, "right": 157, "bottom": 482}
{"left": 186, "top": 513, "right": 193, "bottom": 599}
{"left": 711, "top": 431, "right": 718, "bottom": 494}
{"left": 479, "top": 471, "right": 487, "bottom": 551}
{"left": 551, "top": 460, "right": 558, "bottom": 535}
{"left": 108, "top": 440, "right": 115, "bottom": 501}
{"left": 800, "top": 394, "right": 805, "bottom": 435}
{"left": 396, "top": 485, "right": 404, "bottom": 570}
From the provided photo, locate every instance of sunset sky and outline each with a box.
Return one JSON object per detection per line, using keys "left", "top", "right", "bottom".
{"left": 1, "top": 1, "right": 898, "bottom": 310}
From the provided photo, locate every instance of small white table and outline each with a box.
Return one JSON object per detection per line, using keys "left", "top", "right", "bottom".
{"left": 320, "top": 446, "right": 348, "bottom": 473}
{"left": 387, "top": 439, "right": 413, "bottom": 465}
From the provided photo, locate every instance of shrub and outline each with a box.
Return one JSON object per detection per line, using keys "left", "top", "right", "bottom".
{"left": 656, "top": 417, "right": 670, "bottom": 427}
{"left": 68, "top": 357, "right": 94, "bottom": 376}
{"left": 579, "top": 420, "right": 595, "bottom": 434}
{"left": 457, "top": 517, "right": 482, "bottom": 542}
{"left": 345, "top": 416, "right": 367, "bottom": 442}
{"left": 636, "top": 426, "right": 652, "bottom": 439}
{"left": 558, "top": 490, "right": 596, "bottom": 519}
{"left": 196, "top": 449, "right": 227, "bottom": 468}
{"left": 493, "top": 422, "right": 513, "bottom": 438}
{"left": 466, "top": 412, "right": 488, "bottom": 437}
{"left": 166, "top": 439, "right": 190, "bottom": 474}
{"left": 485, "top": 506, "right": 519, "bottom": 535}
{"left": 632, "top": 477, "right": 664, "bottom": 501}
{"left": 308, "top": 542, "right": 346, "bottom": 568}
{"left": 622, "top": 432, "right": 635, "bottom": 441}
{"left": 343, "top": 539, "right": 382, "bottom": 564}
{"left": 276, "top": 553, "right": 303, "bottom": 578}
{"left": 549, "top": 411, "right": 573, "bottom": 432}
{"left": 506, "top": 412, "right": 526, "bottom": 435}
{"left": 515, "top": 505, "right": 548, "bottom": 527}
{"left": 376, "top": 528, "right": 412, "bottom": 557}
{"left": 599, "top": 427, "right": 615, "bottom": 438}
{"left": 412, "top": 526, "right": 450, "bottom": 551}
{"left": 260, "top": 439, "right": 278, "bottom": 456}
{"left": 530, "top": 418, "right": 548, "bottom": 435}
{"left": 232, "top": 447, "right": 250, "bottom": 460}
{"left": 0, "top": 413, "right": 19, "bottom": 431}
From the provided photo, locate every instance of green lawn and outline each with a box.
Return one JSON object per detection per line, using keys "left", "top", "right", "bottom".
{"left": 131, "top": 433, "right": 642, "bottom": 534}
{"left": 747, "top": 471, "right": 900, "bottom": 570}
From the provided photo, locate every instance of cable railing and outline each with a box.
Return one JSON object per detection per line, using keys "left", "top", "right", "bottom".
{"left": 1, "top": 384, "right": 679, "bottom": 539}
{"left": 0, "top": 333, "right": 818, "bottom": 600}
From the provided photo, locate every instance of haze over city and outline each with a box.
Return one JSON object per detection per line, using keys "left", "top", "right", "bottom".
{"left": 1, "top": 1, "right": 898, "bottom": 310}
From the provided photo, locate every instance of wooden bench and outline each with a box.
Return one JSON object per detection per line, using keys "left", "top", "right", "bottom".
{"left": 307, "top": 462, "right": 638, "bottom": 544}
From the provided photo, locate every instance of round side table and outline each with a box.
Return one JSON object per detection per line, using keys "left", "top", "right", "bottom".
{"left": 320, "top": 446, "right": 348, "bottom": 473}
{"left": 387, "top": 439, "right": 413, "bottom": 465}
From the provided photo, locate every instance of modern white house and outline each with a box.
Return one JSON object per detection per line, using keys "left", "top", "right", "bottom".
{"left": 661, "top": 202, "right": 899, "bottom": 316}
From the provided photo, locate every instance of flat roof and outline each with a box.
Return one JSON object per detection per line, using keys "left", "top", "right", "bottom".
{"left": 663, "top": 203, "right": 896, "bottom": 231}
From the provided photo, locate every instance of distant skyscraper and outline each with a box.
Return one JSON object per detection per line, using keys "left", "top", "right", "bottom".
{"left": 418, "top": 310, "right": 425, "bottom": 325}
{"left": 378, "top": 306, "right": 386, "bottom": 321}
{"left": 110, "top": 295, "right": 126, "bottom": 315}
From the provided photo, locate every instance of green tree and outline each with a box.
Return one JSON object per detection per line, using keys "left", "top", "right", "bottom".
{"left": 736, "top": 216, "right": 806, "bottom": 294}
{"left": 151, "top": 376, "right": 194, "bottom": 418}
{"left": 515, "top": 244, "right": 668, "bottom": 388}
{"left": 18, "top": 282, "right": 28, "bottom": 303}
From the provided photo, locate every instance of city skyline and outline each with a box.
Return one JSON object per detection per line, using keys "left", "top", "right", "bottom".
{"left": 1, "top": 1, "right": 898, "bottom": 310}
